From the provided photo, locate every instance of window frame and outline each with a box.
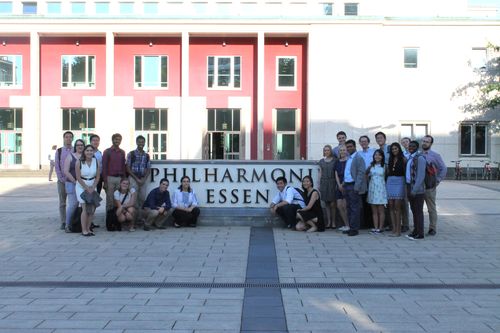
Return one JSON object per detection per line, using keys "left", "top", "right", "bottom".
{"left": 71, "top": 1, "right": 86, "bottom": 14}
{"left": 22, "top": 1, "right": 37, "bottom": 14}
{"left": 207, "top": 55, "right": 242, "bottom": 90}
{"left": 206, "top": 108, "right": 242, "bottom": 160}
{"left": 399, "top": 122, "right": 429, "bottom": 141}
{"left": 344, "top": 2, "right": 358, "bottom": 16}
{"left": 134, "top": 55, "right": 168, "bottom": 89}
{"left": 94, "top": 2, "right": 110, "bottom": 14}
{"left": 0, "top": 55, "right": 23, "bottom": 88}
{"left": 62, "top": 108, "right": 96, "bottom": 142}
{"left": 61, "top": 55, "right": 96, "bottom": 89}
{"left": 0, "top": 2, "right": 13, "bottom": 14}
{"left": 135, "top": 108, "right": 168, "bottom": 160}
{"left": 273, "top": 108, "right": 301, "bottom": 160}
{"left": 46, "top": 1, "right": 61, "bottom": 14}
{"left": 459, "top": 122, "right": 489, "bottom": 157}
{"left": 276, "top": 56, "right": 297, "bottom": 90}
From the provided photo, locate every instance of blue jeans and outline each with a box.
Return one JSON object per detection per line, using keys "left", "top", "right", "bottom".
{"left": 344, "top": 184, "right": 362, "bottom": 231}
{"left": 65, "top": 182, "right": 78, "bottom": 227}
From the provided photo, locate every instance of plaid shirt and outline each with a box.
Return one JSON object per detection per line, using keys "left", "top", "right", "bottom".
{"left": 126, "top": 149, "right": 151, "bottom": 177}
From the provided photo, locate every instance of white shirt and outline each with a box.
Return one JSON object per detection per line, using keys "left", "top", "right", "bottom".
{"left": 114, "top": 188, "right": 136, "bottom": 205}
{"left": 271, "top": 186, "right": 305, "bottom": 208}
{"left": 358, "top": 148, "right": 374, "bottom": 169}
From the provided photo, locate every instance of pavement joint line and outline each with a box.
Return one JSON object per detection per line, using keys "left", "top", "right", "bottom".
{"left": 0, "top": 281, "right": 499, "bottom": 289}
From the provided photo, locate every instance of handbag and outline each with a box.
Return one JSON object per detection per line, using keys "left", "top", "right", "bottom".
{"left": 106, "top": 192, "right": 129, "bottom": 231}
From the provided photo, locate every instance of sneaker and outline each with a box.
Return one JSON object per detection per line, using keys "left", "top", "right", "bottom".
{"left": 143, "top": 225, "right": 151, "bottom": 231}
{"left": 370, "top": 229, "right": 377, "bottom": 234}
{"left": 427, "top": 229, "right": 436, "bottom": 236}
{"left": 405, "top": 233, "right": 416, "bottom": 239}
{"left": 407, "top": 234, "right": 424, "bottom": 240}
{"left": 370, "top": 228, "right": 377, "bottom": 232}
{"left": 384, "top": 225, "right": 392, "bottom": 231}
{"left": 60, "top": 223, "right": 65, "bottom": 230}
{"left": 347, "top": 230, "right": 359, "bottom": 236}
{"left": 129, "top": 227, "right": 135, "bottom": 232}
{"left": 64, "top": 225, "right": 71, "bottom": 233}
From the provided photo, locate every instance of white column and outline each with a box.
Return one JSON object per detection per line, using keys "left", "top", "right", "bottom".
{"left": 30, "top": 31, "right": 40, "bottom": 170}
{"left": 257, "top": 31, "right": 265, "bottom": 160}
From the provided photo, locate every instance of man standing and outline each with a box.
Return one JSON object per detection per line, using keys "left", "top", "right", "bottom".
{"left": 90, "top": 134, "right": 103, "bottom": 194}
{"left": 406, "top": 141, "right": 426, "bottom": 240}
{"left": 270, "top": 176, "right": 305, "bottom": 229}
{"left": 332, "top": 131, "right": 347, "bottom": 158}
{"left": 375, "top": 132, "right": 390, "bottom": 164}
{"left": 143, "top": 178, "right": 171, "bottom": 230}
{"left": 400, "top": 136, "right": 412, "bottom": 233}
{"left": 342, "top": 140, "right": 367, "bottom": 236}
{"left": 421, "top": 135, "right": 447, "bottom": 236}
{"left": 358, "top": 135, "right": 374, "bottom": 229}
{"left": 126, "top": 135, "right": 151, "bottom": 222}
{"left": 102, "top": 133, "right": 126, "bottom": 212}
{"left": 54, "top": 131, "right": 74, "bottom": 229}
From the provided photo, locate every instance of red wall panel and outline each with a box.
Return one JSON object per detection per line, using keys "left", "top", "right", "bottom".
{"left": 0, "top": 37, "right": 30, "bottom": 106}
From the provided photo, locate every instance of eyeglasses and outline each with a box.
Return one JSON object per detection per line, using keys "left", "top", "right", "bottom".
{"left": 75, "top": 144, "right": 84, "bottom": 147}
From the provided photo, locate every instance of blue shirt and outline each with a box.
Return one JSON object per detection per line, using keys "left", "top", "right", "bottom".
{"left": 143, "top": 187, "right": 171, "bottom": 210}
{"left": 344, "top": 152, "right": 357, "bottom": 183}
{"left": 358, "top": 148, "right": 375, "bottom": 169}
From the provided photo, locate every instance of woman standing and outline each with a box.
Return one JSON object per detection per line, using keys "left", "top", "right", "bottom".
{"left": 296, "top": 176, "right": 325, "bottom": 232}
{"left": 75, "top": 144, "right": 100, "bottom": 236}
{"left": 318, "top": 145, "right": 337, "bottom": 229}
{"left": 114, "top": 178, "right": 137, "bottom": 231}
{"left": 367, "top": 149, "right": 388, "bottom": 234}
{"left": 63, "top": 139, "right": 84, "bottom": 232}
{"left": 172, "top": 176, "right": 200, "bottom": 227}
{"left": 334, "top": 145, "right": 349, "bottom": 232}
{"left": 386, "top": 142, "right": 406, "bottom": 237}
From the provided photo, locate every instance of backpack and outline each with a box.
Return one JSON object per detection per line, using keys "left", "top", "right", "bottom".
{"left": 412, "top": 154, "right": 437, "bottom": 189}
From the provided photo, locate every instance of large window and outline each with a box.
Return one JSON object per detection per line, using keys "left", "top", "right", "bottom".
{"left": 404, "top": 48, "right": 419, "bottom": 68}
{"left": 62, "top": 55, "right": 95, "bottom": 88}
{"left": 47, "top": 2, "right": 61, "bottom": 14}
{"left": 460, "top": 123, "right": 488, "bottom": 156}
{"left": 0, "top": 2, "right": 13, "bottom": 14}
{"left": 400, "top": 123, "right": 428, "bottom": 141}
{"left": 134, "top": 55, "right": 168, "bottom": 88}
{"left": 0, "top": 108, "right": 23, "bottom": 166}
{"left": 22, "top": 2, "right": 37, "bottom": 14}
{"left": 274, "top": 108, "right": 299, "bottom": 160}
{"left": 71, "top": 2, "right": 85, "bottom": 14}
{"left": 0, "top": 55, "right": 22, "bottom": 87}
{"left": 143, "top": 2, "right": 158, "bottom": 14}
{"left": 207, "top": 56, "right": 241, "bottom": 89}
{"left": 95, "top": 2, "right": 109, "bottom": 14}
{"left": 135, "top": 108, "right": 168, "bottom": 160}
{"left": 206, "top": 108, "right": 240, "bottom": 160}
{"left": 276, "top": 56, "right": 296, "bottom": 89}
{"left": 119, "top": 2, "right": 134, "bottom": 14}
{"left": 62, "top": 108, "right": 95, "bottom": 142}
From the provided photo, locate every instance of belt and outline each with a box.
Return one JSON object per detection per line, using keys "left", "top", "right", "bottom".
{"left": 81, "top": 177, "right": 95, "bottom": 181}
{"left": 344, "top": 182, "right": 355, "bottom": 185}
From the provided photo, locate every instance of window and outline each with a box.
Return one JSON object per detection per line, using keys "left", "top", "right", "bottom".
{"left": 344, "top": 3, "right": 358, "bottom": 15}
{"left": 277, "top": 56, "right": 296, "bottom": 89}
{"left": 62, "top": 108, "right": 95, "bottom": 142}
{"left": 323, "top": 3, "right": 333, "bottom": 15}
{"left": 0, "top": 55, "right": 22, "bottom": 87}
{"left": 144, "top": 2, "right": 158, "bottom": 14}
{"left": 71, "top": 2, "right": 85, "bottom": 14}
{"left": 206, "top": 108, "right": 241, "bottom": 160}
{"left": 0, "top": 108, "right": 23, "bottom": 166}
{"left": 47, "top": 2, "right": 61, "bottom": 14}
{"left": 0, "top": 2, "right": 13, "bottom": 14}
{"left": 134, "top": 55, "right": 168, "bottom": 88}
{"left": 404, "top": 48, "right": 418, "bottom": 68}
{"left": 207, "top": 56, "right": 241, "bottom": 89}
{"left": 95, "top": 2, "right": 109, "bottom": 14}
{"left": 119, "top": 2, "right": 134, "bottom": 14}
{"left": 274, "top": 108, "right": 299, "bottom": 160}
{"left": 460, "top": 123, "right": 488, "bottom": 156}
{"left": 22, "top": 2, "right": 37, "bottom": 14}
{"left": 400, "top": 123, "right": 428, "bottom": 141}
{"left": 62, "top": 55, "right": 95, "bottom": 88}
{"left": 135, "top": 108, "right": 168, "bottom": 160}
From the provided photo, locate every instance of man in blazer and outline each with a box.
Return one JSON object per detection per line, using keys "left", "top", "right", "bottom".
{"left": 342, "top": 139, "right": 368, "bottom": 236}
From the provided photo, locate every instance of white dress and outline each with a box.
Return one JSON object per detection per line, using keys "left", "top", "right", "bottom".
{"left": 75, "top": 158, "right": 98, "bottom": 204}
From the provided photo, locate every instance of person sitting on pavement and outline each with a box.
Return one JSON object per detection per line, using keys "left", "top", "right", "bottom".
{"left": 114, "top": 177, "right": 137, "bottom": 231}
{"left": 142, "top": 178, "right": 172, "bottom": 231}
{"left": 171, "top": 176, "right": 200, "bottom": 228}
{"left": 296, "top": 176, "right": 325, "bottom": 232}
{"left": 269, "top": 176, "right": 305, "bottom": 229}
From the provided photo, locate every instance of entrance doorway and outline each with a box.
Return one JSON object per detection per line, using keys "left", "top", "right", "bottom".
{"left": 206, "top": 108, "right": 241, "bottom": 160}
{"left": 0, "top": 108, "right": 22, "bottom": 168}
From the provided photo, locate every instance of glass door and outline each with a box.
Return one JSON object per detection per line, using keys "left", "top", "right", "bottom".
{"left": 274, "top": 108, "right": 300, "bottom": 160}
{"left": 206, "top": 108, "right": 241, "bottom": 160}
{"left": 0, "top": 108, "right": 22, "bottom": 168}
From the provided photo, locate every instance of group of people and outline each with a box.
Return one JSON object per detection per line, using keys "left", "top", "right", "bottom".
{"left": 270, "top": 131, "right": 447, "bottom": 240}
{"left": 54, "top": 131, "right": 200, "bottom": 236}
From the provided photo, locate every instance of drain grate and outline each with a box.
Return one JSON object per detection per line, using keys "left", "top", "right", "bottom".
{"left": 0, "top": 281, "right": 499, "bottom": 289}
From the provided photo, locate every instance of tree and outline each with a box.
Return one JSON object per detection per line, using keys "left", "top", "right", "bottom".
{"left": 453, "top": 43, "right": 500, "bottom": 132}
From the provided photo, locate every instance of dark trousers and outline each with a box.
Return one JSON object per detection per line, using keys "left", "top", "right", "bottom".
{"left": 344, "top": 184, "right": 362, "bottom": 231}
{"left": 172, "top": 207, "right": 201, "bottom": 227}
{"left": 408, "top": 193, "right": 424, "bottom": 237}
{"left": 276, "top": 204, "right": 301, "bottom": 228}
{"left": 360, "top": 193, "right": 373, "bottom": 229}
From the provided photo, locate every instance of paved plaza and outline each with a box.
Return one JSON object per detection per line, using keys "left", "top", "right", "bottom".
{"left": 0, "top": 177, "right": 499, "bottom": 332}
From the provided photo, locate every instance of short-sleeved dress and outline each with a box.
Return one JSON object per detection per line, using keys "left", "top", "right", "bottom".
{"left": 297, "top": 189, "right": 325, "bottom": 232}
{"left": 367, "top": 164, "right": 388, "bottom": 205}
{"left": 75, "top": 158, "right": 98, "bottom": 204}
{"left": 319, "top": 158, "right": 337, "bottom": 202}
{"left": 335, "top": 159, "right": 347, "bottom": 199}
